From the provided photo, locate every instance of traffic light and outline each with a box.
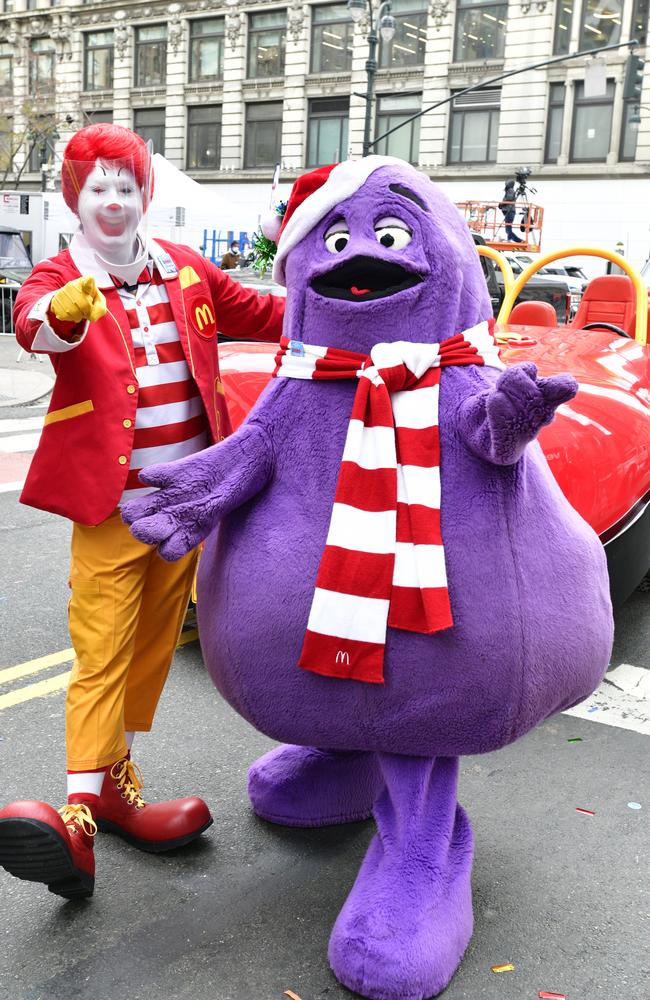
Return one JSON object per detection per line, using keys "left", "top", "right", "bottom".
{"left": 623, "top": 52, "right": 645, "bottom": 102}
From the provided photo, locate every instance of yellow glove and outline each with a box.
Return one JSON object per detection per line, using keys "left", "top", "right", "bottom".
{"left": 51, "top": 276, "right": 107, "bottom": 325}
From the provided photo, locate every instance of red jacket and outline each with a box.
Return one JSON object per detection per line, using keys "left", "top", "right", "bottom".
{"left": 14, "top": 237, "right": 284, "bottom": 525}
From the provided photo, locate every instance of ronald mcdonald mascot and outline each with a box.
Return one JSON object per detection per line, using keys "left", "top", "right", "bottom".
{"left": 0, "top": 124, "right": 284, "bottom": 900}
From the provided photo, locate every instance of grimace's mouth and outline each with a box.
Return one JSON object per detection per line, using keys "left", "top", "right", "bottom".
{"left": 311, "top": 255, "right": 423, "bottom": 302}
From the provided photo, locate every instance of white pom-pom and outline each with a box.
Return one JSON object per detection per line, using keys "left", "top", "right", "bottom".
{"left": 260, "top": 209, "right": 283, "bottom": 242}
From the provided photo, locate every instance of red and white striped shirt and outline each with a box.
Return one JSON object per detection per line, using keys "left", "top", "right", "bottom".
{"left": 116, "top": 264, "right": 209, "bottom": 503}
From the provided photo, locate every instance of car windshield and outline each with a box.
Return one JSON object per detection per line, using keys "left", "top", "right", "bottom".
{"left": 564, "top": 266, "right": 588, "bottom": 280}
{"left": 0, "top": 232, "right": 31, "bottom": 268}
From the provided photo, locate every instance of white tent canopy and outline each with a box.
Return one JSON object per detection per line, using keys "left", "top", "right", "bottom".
{"left": 148, "top": 154, "right": 288, "bottom": 253}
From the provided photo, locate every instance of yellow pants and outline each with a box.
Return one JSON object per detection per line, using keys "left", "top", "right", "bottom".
{"left": 65, "top": 509, "right": 198, "bottom": 771}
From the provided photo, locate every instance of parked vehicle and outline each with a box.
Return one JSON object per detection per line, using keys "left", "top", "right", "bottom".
{"left": 503, "top": 251, "right": 584, "bottom": 317}
{"left": 219, "top": 246, "right": 649, "bottom": 607}
{"left": 473, "top": 236, "right": 571, "bottom": 323}
{"left": 0, "top": 226, "right": 32, "bottom": 334}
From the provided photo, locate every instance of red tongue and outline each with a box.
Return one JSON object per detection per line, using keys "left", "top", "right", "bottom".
{"left": 351, "top": 286, "right": 371, "bottom": 296}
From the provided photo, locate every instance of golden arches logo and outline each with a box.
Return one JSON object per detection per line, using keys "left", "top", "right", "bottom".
{"left": 194, "top": 302, "right": 215, "bottom": 332}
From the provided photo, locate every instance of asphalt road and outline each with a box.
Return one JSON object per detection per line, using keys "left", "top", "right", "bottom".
{"left": 0, "top": 399, "right": 648, "bottom": 1000}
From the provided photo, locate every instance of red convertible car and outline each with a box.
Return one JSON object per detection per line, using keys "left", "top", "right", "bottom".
{"left": 221, "top": 247, "right": 650, "bottom": 606}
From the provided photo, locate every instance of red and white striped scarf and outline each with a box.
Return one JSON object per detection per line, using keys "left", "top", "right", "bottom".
{"left": 272, "top": 321, "right": 504, "bottom": 685}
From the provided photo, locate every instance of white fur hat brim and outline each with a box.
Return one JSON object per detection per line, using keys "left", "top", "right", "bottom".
{"left": 272, "top": 156, "right": 422, "bottom": 286}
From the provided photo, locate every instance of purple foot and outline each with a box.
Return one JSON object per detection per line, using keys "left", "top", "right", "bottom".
{"left": 247, "top": 745, "right": 383, "bottom": 827}
{"left": 328, "top": 755, "right": 474, "bottom": 1000}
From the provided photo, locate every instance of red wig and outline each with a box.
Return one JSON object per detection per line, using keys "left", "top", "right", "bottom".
{"left": 62, "top": 124, "right": 153, "bottom": 215}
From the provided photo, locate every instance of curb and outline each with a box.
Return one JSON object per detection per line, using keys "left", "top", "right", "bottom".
{"left": 0, "top": 369, "right": 54, "bottom": 409}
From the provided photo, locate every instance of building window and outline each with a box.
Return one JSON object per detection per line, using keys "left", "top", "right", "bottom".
{"left": 29, "top": 38, "right": 56, "bottom": 95}
{"left": 28, "top": 117, "right": 56, "bottom": 173}
{"left": 84, "top": 110, "right": 113, "bottom": 125}
{"left": 580, "top": 0, "right": 622, "bottom": 50}
{"left": 307, "top": 97, "right": 349, "bottom": 166}
{"left": 134, "top": 108, "right": 165, "bottom": 154}
{"left": 374, "top": 92, "right": 421, "bottom": 164}
{"left": 379, "top": 0, "right": 427, "bottom": 69}
{"left": 448, "top": 89, "right": 500, "bottom": 163}
{"left": 134, "top": 24, "right": 167, "bottom": 87}
{"left": 570, "top": 79, "right": 614, "bottom": 162}
{"left": 244, "top": 101, "right": 283, "bottom": 168}
{"left": 619, "top": 99, "right": 639, "bottom": 161}
{"left": 247, "top": 11, "right": 286, "bottom": 79}
{"left": 311, "top": 4, "right": 353, "bottom": 74}
{"left": 454, "top": 0, "right": 507, "bottom": 63}
{"left": 189, "top": 17, "right": 225, "bottom": 82}
{"left": 631, "top": 0, "right": 649, "bottom": 45}
{"left": 187, "top": 105, "right": 222, "bottom": 169}
{"left": 0, "top": 42, "right": 12, "bottom": 96}
{"left": 553, "top": 0, "right": 574, "bottom": 54}
{"left": 544, "top": 82, "right": 565, "bottom": 163}
{"left": 0, "top": 118, "right": 13, "bottom": 172}
{"left": 84, "top": 31, "right": 114, "bottom": 91}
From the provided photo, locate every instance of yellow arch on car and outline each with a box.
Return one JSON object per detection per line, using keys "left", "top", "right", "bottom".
{"left": 476, "top": 244, "right": 515, "bottom": 296}
{"left": 497, "top": 247, "right": 648, "bottom": 346}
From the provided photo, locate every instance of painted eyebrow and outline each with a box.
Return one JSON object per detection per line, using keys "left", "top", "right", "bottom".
{"left": 388, "top": 183, "right": 428, "bottom": 212}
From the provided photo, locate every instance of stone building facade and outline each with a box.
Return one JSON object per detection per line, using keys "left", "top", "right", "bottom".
{"left": 0, "top": 0, "right": 647, "bottom": 191}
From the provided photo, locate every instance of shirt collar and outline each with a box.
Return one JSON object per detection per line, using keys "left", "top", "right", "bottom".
{"left": 68, "top": 233, "right": 177, "bottom": 289}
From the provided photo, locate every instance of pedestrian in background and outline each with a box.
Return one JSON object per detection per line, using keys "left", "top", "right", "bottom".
{"left": 221, "top": 240, "right": 241, "bottom": 270}
{"left": 499, "top": 180, "right": 523, "bottom": 243}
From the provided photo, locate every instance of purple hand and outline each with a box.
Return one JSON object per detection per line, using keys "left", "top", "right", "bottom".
{"left": 121, "top": 423, "right": 274, "bottom": 560}
{"left": 460, "top": 362, "right": 578, "bottom": 466}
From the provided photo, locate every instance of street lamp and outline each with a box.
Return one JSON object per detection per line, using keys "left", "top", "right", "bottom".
{"left": 347, "top": 0, "right": 395, "bottom": 156}
{"left": 628, "top": 104, "right": 649, "bottom": 129}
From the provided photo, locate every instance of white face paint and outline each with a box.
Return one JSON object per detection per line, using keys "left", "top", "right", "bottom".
{"left": 77, "top": 161, "right": 145, "bottom": 265}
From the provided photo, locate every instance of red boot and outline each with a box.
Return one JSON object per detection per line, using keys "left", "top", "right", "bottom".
{"left": 0, "top": 800, "right": 96, "bottom": 899}
{"left": 95, "top": 758, "right": 213, "bottom": 853}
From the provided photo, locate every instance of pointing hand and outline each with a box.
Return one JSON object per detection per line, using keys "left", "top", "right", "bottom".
{"left": 51, "top": 275, "right": 107, "bottom": 325}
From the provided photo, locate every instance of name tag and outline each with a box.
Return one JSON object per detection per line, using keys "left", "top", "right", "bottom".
{"left": 157, "top": 251, "right": 177, "bottom": 276}
{"left": 290, "top": 341, "right": 305, "bottom": 357}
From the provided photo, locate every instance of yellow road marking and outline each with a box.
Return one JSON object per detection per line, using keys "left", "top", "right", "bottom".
{"left": 0, "top": 629, "right": 199, "bottom": 711}
{"left": 0, "top": 671, "right": 71, "bottom": 710}
{"left": 0, "top": 648, "right": 75, "bottom": 685}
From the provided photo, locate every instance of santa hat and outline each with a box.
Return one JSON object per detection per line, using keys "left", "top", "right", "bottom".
{"left": 271, "top": 155, "right": 420, "bottom": 285}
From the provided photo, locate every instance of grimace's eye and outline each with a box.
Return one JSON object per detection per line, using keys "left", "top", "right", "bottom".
{"left": 374, "top": 217, "right": 412, "bottom": 250}
{"left": 324, "top": 224, "right": 350, "bottom": 254}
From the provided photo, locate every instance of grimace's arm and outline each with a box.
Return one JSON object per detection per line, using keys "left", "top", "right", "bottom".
{"left": 458, "top": 363, "right": 578, "bottom": 466}
{"left": 122, "top": 423, "right": 274, "bottom": 560}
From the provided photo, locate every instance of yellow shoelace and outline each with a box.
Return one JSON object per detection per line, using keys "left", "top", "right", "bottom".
{"left": 110, "top": 758, "right": 146, "bottom": 809}
{"left": 58, "top": 803, "right": 98, "bottom": 838}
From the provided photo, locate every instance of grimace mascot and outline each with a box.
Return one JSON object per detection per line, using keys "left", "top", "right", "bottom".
{"left": 125, "top": 158, "right": 614, "bottom": 1000}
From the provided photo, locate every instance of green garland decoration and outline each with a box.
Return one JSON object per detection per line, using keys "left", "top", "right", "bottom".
{"left": 251, "top": 200, "right": 287, "bottom": 276}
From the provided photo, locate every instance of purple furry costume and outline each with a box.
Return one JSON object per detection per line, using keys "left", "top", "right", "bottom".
{"left": 125, "top": 158, "right": 613, "bottom": 1000}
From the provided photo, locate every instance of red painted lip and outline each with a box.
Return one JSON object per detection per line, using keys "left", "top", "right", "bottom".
{"left": 97, "top": 215, "right": 125, "bottom": 236}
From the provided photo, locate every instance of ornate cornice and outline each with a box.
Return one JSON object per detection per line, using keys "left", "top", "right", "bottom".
{"left": 50, "top": 12, "right": 74, "bottom": 61}
{"left": 242, "top": 76, "right": 284, "bottom": 98}
{"left": 225, "top": 8, "right": 243, "bottom": 49}
{"left": 114, "top": 16, "right": 131, "bottom": 60}
{"left": 429, "top": 0, "right": 449, "bottom": 29}
{"left": 167, "top": 3, "right": 185, "bottom": 54}
{"left": 287, "top": 0, "right": 307, "bottom": 43}
{"left": 130, "top": 86, "right": 167, "bottom": 101}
